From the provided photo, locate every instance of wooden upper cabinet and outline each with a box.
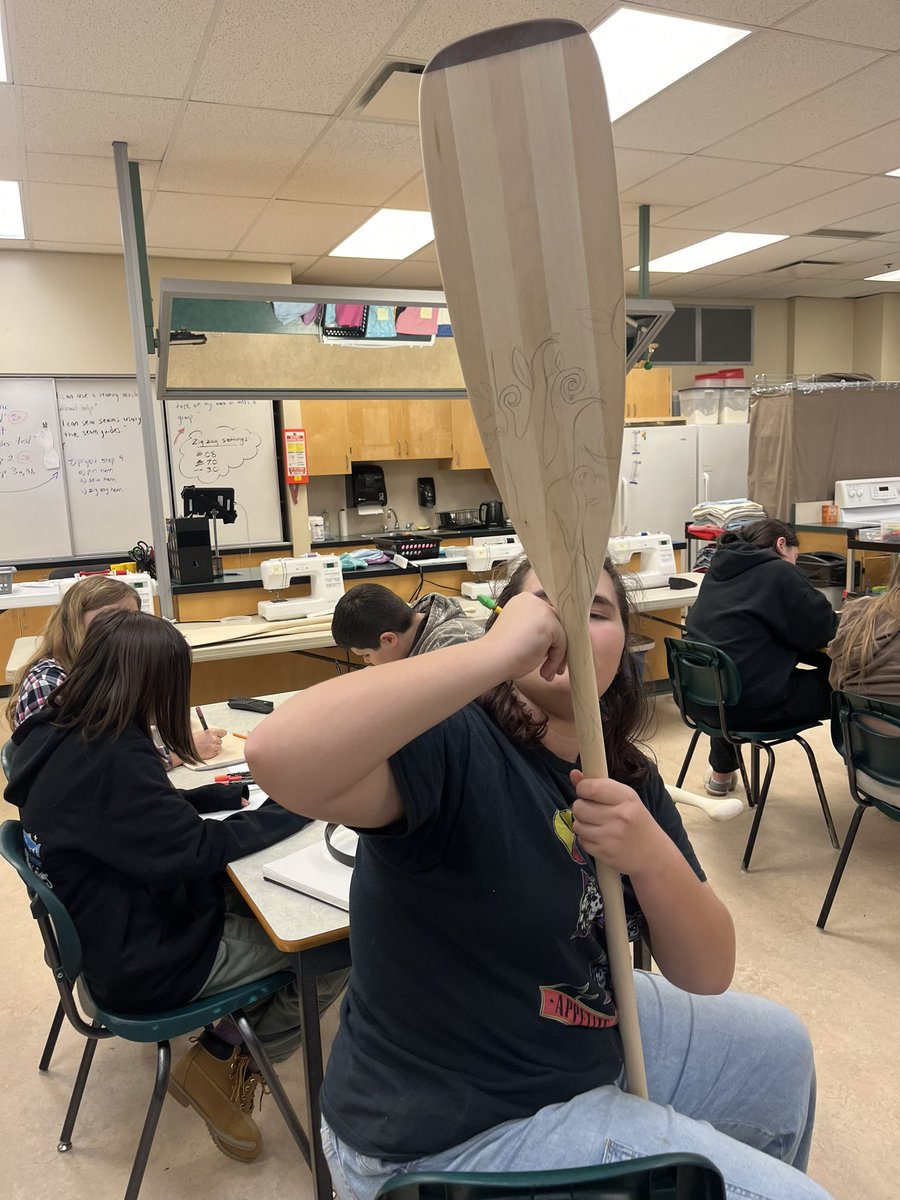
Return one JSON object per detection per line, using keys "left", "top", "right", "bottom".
{"left": 400, "top": 398, "right": 452, "bottom": 458}
{"left": 624, "top": 366, "right": 672, "bottom": 421}
{"left": 303, "top": 399, "right": 352, "bottom": 475}
{"left": 448, "top": 398, "right": 489, "bottom": 470}
{"left": 349, "top": 399, "right": 403, "bottom": 460}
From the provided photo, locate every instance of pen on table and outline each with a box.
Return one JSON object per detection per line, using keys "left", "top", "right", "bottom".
{"left": 194, "top": 705, "right": 208, "bottom": 731}
{"left": 476, "top": 594, "right": 503, "bottom": 614}
{"left": 232, "top": 731, "right": 248, "bottom": 740}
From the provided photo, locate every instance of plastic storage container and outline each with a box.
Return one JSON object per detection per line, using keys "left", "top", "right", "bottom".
{"left": 678, "top": 388, "right": 720, "bottom": 424}
{"left": 718, "top": 387, "right": 751, "bottom": 424}
{"left": 0, "top": 565, "right": 16, "bottom": 594}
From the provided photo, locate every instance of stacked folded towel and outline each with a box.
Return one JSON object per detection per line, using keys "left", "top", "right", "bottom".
{"left": 691, "top": 498, "right": 766, "bottom": 527}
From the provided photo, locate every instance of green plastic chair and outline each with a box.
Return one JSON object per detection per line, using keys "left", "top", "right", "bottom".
{"left": 665, "top": 637, "right": 838, "bottom": 870}
{"left": 817, "top": 691, "right": 900, "bottom": 929}
{"left": 0, "top": 819, "right": 309, "bottom": 1200}
{"left": 377, "top": 1155, "right": 725, "bottom": 1200}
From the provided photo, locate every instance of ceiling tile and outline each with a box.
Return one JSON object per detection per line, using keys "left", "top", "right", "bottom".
{"left": 27, "top": 182, "right": 122, "bottom": 243}
{"left": 384, "top": 173, "right": 430, "bottom": 210}
{"left": 298, "top": 257, "right": 395, "bottom": 286}
{"left": 30, "top": 240, "right": 121, "bottom": 254}
{"left": 145, "top": 192, "right": 267, "bottom": 251}
{"left": 740, "top": 175, "right": 900, "bottom": 235}
{"left": 27, "top": 152, "right": 160, "bottom": 188}
{"left": 389, "top": 2, "right": 613, "bottom": 60}
{"left": 156, "top": 103, "right": 327, "bottom": 197}
{"left": 229, "top": 252, "right": 319, "bottom": 270}
{"left": 612, "top": 32, "right": 880, "bottom": 155}
{"left": 801, "top": 118, "right": 900, "bottom": 174}
{"left": 12, "top": 0, "right": 218, "bottom": 96}
{"left": 374, "top": 259, "right": 443, "bottom": 288}
{"left": 827, "top": 201, "right": 900, "bottom": 233}
{"left": 237, "top": 199, "right": 375, "bottom": 256}
{"left": 620, "top": 203, "right": 685, "bottom": 227}
{"left": 22, "top": 87, "right": 181, "bottom": 159}
{"left": 279, "top": 119, "right": 424, "bottom": 205}
{"left": 776, "top": 0, "right": 900, "bottom": 50}
{"left": 0, "top": 85, "right": 23, "bottom": 178}
{"left": 622, "top": 225, "right": 720, "bottom": 268}
{"left": 613, "top": 148, "right": 685, "bottom": 191}
{"left": 621, "top": 156, "right": 776, "bottom": 208}
{"left": 658, "top": 166, "right": 865, "bottom": 231}
{"left": 635, "top": 1, "right": 806, "bottom": 24}
{"left": 191, "top": 0, "right": 419, "bottom": 113}
{"left": 703, "top": 55, "right": 900, "bottom": 164}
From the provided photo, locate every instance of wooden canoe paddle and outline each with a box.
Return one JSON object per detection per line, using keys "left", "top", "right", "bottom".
{"left": 420, "top": 19, "right": 647, "bottom": 1097}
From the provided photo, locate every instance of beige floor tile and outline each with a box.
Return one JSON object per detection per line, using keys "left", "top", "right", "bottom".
{"left": 1, "top": 696, "right": 896, "bottom": 1198}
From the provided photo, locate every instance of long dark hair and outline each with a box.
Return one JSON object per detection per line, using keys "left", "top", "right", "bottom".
{"left": 719, "top": 518, "right": 799, "bottom": 551}
{"left": 48, "top": 609, "right": 198, "bottom": 763}
{"left": 478, "top": 556, "right": 652, "bottom": 785}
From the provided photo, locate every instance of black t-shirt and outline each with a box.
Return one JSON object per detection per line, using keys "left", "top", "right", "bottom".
{"left": 320, "top": 703, "right": 704, "bottom": 1160}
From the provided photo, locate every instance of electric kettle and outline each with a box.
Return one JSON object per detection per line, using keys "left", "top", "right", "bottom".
{"left": 479, "top": 500, "right": 505, "bottom": 526}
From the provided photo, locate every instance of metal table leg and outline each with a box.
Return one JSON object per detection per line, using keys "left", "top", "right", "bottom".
{"left": 297, "top": 938, "right": 352, "bottom": 1200}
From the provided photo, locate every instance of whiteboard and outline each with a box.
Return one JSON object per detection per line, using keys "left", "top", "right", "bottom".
{"left": 0, "top": 378, "right": 73, "bottom": 560}
{"left": 57, "top": 378, "right": 154, "bottom": 556}
{"left": 165, "top": 396, "right": 284, "bottom": 547}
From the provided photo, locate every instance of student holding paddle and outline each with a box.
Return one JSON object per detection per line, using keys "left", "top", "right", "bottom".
{"left": 248, "top": 555, "right": 831, "bottom": 1200}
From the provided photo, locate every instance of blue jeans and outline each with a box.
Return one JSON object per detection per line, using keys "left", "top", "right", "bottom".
{"left": 321, "top": 971, "right": 832, "bottom": 1200}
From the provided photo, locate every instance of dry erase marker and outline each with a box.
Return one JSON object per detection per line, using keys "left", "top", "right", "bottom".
{"left": 194, "top": 705, "right": 208, "bottom": 731}
{"left": 215, "top": 772, "right": 254, "bottom": 783}
{"left": 476, "top": 594, "right": 503, "bottom": 614}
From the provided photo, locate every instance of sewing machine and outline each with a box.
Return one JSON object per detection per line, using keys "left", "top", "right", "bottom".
{"left": 460, "top": 535, "right": 523, "bottom": 597}
{"left": 607, "top": 533, "right": 677, "bottom": 591}
{"left": 258, "top": 554, "right": 345, "bottom": 621}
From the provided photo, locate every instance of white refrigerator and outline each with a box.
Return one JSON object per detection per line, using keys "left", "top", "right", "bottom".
{"left": 612, "top": 424, "right": 750, "bottom": 537}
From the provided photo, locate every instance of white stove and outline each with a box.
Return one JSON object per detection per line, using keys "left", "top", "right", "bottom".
{"left": 835, "top": 476, "right": 900, "bottom": 529}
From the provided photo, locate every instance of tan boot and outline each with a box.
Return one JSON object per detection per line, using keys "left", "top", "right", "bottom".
{"left": 168, "top": 1041, "right": 262, "bottom": 1162}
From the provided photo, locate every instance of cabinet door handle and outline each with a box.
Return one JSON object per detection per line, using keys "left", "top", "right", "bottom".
{"left": 455, "top": 449, "right": 460, "bottom": 466}
{"left": 404, "top": 440, "right": 409, "bottom": 457}
{"left": 396, "top": 441, "right": 401, "bottom": 456}
{"left": 346, "top": 454, "right": 351, "bottom": 472}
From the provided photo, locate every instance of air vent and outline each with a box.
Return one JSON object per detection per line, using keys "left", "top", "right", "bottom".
{"left": 806, "top": 228, "right": 880, "bottom": 239}
{"left": 351, "top": 61, "right": 424, "bottom": 124}
{"left": 766, "top": 259, "right": 840, "bottom": 277}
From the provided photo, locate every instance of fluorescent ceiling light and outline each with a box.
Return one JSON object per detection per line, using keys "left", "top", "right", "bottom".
{"left": 591, "top": 8, "right": 750, "bottom": 121}
{"left": 886, "top": 167, "right": 900, "bottom": 177}
{"left": 330, "top": 209, "right": 434, "bottom": 259}
{"left": 0, "top": 181, "right": 25, "bottom": 239}
{"left": 864, "top": 268, "right": 900, "bottom": 281}
{"left": 629, "top": 232, "right": 788, "bottom": 273}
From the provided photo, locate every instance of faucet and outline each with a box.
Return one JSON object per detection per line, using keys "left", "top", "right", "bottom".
{"left": 385, "top": 507, "right": 400, "bottom": 530}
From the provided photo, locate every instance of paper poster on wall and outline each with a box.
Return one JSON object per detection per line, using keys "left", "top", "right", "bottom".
{"left": 165, "top": 397, "right": 284, "bottom": 547}
{"left": 282, "top": 427, "right": 309, "bottom": 484}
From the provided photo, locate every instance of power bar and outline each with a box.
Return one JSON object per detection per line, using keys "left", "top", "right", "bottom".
{"left": 391, "top": 552, "right": 410, "bottom": 570}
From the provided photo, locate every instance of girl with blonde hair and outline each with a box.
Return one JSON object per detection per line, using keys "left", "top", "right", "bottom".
{"left": 828, "top": 558, "right": 900, "bottom": 698}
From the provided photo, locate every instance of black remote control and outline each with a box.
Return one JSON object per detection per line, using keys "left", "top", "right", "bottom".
{"left": 227, "top": 697, "right": 275, "bottom": 714}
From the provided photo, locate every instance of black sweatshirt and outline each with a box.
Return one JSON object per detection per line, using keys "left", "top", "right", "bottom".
{"left": 5, "top": 711, "right": 309, "bottom": 1013}
{"left": 685, "top": 540, "right": 838, "bottom": 707}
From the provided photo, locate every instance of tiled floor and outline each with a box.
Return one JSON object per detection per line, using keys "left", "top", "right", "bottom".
{"left": 1, "top": 695, "right": 897, "bottom": 1200}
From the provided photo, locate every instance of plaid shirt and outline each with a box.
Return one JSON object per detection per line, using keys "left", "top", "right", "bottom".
{"left": 13, "top": 658, "right": 67, "bottom": 729}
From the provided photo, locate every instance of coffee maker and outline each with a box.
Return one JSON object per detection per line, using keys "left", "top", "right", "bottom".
{"left": 479, "top": 500, "right": 505, "bottom": 527}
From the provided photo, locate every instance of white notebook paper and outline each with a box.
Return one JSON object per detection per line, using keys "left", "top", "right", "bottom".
{"left": 262, "top": 829, "right": 357, "bottom": 911}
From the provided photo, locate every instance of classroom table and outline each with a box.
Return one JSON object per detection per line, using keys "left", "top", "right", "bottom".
{"left": 169, "top": 694, "right": 348, "bottom": 1200}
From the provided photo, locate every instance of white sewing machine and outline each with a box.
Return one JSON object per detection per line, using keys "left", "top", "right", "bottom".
{"left": 258, "top": 554, "right": 345, "bottom": 621}
{"left": 57, "top": 571, "right": 156, "bottom": 612}
{"left": 607, "top": 533, "right": 677, "bottom": 591}
{"left": 460, "top": 535, "right": 523, "bottom": 598}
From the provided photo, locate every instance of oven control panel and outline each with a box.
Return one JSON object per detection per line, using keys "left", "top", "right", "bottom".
{"left": 835, "top": 477, "right": 900, "bottom": 508}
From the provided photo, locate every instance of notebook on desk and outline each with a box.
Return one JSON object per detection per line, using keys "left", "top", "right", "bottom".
{"left": 181, "top": 733, "right": 248, "bottom": 771}
{"left": 262, "top": 829, "right": 357, "bottom": 911}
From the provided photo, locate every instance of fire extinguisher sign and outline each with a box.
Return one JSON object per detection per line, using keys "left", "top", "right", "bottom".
{"left": 283, "top": 428, "right": 309, "bottom": 485}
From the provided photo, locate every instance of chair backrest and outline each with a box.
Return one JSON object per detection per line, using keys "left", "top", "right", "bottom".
{"left": 665, "top": 637, "right": 743, "bottom": 725}
{"left": 0, "top": 819, "right": 84, "bottom": 983}
{"left": 830, "top": 691, "right": 900, "bottom": 810}
{"left": 1, "top": 739, "right": 13, "bottom": 781}
{"left": 377, "top": 1155, "right": 725, "bottom": 1200}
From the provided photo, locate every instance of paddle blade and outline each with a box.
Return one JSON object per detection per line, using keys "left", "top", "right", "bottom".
{"left": 420, "top": 19, "right": 625, "bottom": 622}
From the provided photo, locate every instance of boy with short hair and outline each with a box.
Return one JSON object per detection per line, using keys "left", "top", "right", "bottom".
{"left": 331, "top": 584, "right": 483, "bottom": 665}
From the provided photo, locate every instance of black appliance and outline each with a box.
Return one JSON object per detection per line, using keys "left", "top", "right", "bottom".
{"left": 797, "top": 552, "right": 846, "bottom": 587}
{"left": 480, "top": 500, "right": 505, "bottom": 526}
{"left": 347, "top": 462, "right": 387, "bottom": 508}
{"left": 166, "top": 518, "right": 214, "bottom": 584}
{"left": 417, "top": 476, "right": 436, "bottom": 508}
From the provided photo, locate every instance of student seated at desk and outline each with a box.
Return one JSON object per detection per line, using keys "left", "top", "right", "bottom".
{"left": 4, "top": 609, "right": 347, "bottom": 1164}
{"left": 685, "top": 520, "right": 837, "bottom": 797}
{"left": 5, "top": 575, "right": 226, "bottom": 763}
{"left": 828, "top": 559, "right": 900, "bottom": 699}
{"left": 247, "top": 555, "right": 831, "bottom": 1200}
{"left": 331, "top": 583, "right": 483, "bottom": 664}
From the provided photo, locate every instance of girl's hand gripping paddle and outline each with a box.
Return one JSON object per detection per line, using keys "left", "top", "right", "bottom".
{"left": 420, "top": 19, "right": 646, "bottom": 1097}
